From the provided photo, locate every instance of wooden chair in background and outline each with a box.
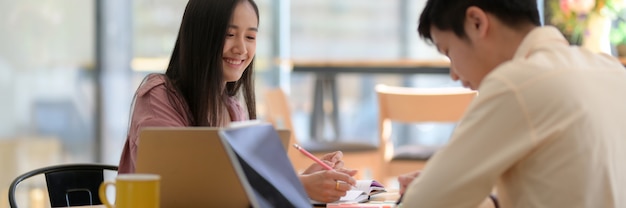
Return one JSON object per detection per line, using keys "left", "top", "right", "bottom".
{"left": 1, "top": 137, "right": 62, "bottom": 208}
{"left": 375, "top": 84, "right": 476, "bottom": 185}
{"left": 264, "top": 88, "right": 381, "bottom": 180}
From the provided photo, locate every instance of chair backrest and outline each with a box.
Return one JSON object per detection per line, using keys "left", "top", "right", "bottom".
{"left": 264, "top": 88, "right": 303, "bottom": 170}
{"left": 264, "top": 88, "right": 379, "bottom": 150}
{"left": 264, "top": 88, "right": 296, "bottom": 134}
{"left": 375, "top": 84, "right": 477, "bottom": 160}
{"left": 8, "top": 163, "right": 118, "bottom": 208}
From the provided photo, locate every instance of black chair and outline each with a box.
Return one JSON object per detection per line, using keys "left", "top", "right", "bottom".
{"left": 8, "top": 163, "right": 118, "bottom": 208}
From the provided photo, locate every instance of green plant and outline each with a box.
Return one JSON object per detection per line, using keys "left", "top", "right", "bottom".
{"left": 610, "top": 21, "right": 626, "bottom": 45}
{"left": 548, "top": 0, "right": 623, "bottom": 45}
{"left": 610, "top": 10, "right": 626, "bottom": 45}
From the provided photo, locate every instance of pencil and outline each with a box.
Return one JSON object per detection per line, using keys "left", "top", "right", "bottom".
{"left": 292, "top": 144, "right": 334, "bottom": 170}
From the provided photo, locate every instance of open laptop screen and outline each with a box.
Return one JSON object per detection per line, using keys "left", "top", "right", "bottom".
{"left": 219, "top": 123, "right": 311, "bottom": 208}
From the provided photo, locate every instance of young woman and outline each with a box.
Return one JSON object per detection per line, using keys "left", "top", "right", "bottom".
{"left": 117, "top": 0, "right": 356, "bottom": 203}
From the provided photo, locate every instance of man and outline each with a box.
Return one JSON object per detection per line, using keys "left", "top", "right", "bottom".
{"left": 398, "top": 0, "right": 626, "bottom": 207}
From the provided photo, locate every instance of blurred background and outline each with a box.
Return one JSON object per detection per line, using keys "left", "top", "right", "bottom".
{"left": 1, "top": 0, "right": 625, "bottom": 207}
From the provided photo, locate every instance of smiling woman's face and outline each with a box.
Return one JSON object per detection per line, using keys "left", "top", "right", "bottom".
{"left": 222, "top": 1, "right": 258, "bottom": 83}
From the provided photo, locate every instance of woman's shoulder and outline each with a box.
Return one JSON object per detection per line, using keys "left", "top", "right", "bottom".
{"left": 133, "top": 73, "right": 188, "bottom": 115}
{"left": 136, "top": 73, "right": 172, "bottom": 97}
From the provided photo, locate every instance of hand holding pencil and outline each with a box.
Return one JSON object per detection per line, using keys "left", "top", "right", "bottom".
{"left": 293, "top": 144, "right": 359, "bottom": 203}
{"left": 293, "top": 144, "right": 357, "bottom": 175}
{"left": 293, "top": 144, "right": 334, "bottom": 170}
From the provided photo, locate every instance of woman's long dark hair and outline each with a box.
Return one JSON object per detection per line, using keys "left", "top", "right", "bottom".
{"left": 164, "top": 0, "right": 258, "bottom": 126}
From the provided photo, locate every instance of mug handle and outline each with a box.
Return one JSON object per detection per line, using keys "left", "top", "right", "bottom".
{"left": 99, "top": 181, "right": 115, "bottom": 208}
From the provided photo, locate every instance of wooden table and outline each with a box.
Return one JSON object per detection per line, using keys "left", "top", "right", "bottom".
{"left": 292, "top": 59, "right": 450, "bottom": 74}
{"left": 322, "top": 191, "right": 495, "bottom": 208}
{"left": 70, "top": 191, "right": 494, "bottom": 208}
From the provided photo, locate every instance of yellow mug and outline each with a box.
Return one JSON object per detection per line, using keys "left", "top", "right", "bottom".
{"left": 99, "top": 174, "right": 160, "bottom": 208}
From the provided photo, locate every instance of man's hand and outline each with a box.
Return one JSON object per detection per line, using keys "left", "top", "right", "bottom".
{"left": 398, "top": 170, "right": 421, "bottom": 195}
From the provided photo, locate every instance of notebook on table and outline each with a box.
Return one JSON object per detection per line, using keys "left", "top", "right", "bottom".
{"left": 135, "top": 123, "right": 308, "bottom": 207}
{"left": 312, "top": 180, "right": 386, "bottom": 205}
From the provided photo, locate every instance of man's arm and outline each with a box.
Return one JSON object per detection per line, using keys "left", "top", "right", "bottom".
{"left": 402, "top": 80, "right": 535, "bottom": 207}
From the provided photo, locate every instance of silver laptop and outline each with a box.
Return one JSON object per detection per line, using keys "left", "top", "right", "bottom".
{"left": 135, "top": 124, "right": 309, "bottom": 207}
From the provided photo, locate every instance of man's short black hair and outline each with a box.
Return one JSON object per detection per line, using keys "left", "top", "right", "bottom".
{"left": 418, "top": 0, "right": 541, "bottom": 42}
